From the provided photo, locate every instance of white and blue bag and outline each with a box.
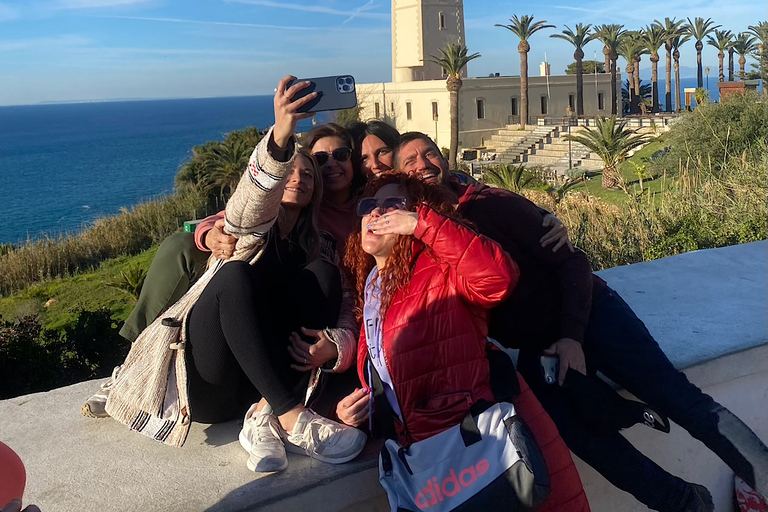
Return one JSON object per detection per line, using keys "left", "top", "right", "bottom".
{"left": 378, "top": 400, "right": 550, "bottom": 512}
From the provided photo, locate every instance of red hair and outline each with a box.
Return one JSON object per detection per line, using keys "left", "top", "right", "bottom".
{"left": 343, "top": 172, "right": 462, "bottom": 322}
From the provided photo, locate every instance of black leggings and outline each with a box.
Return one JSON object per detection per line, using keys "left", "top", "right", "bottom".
{"left": 186, "top": 257, "right": 342, "bottom": 424}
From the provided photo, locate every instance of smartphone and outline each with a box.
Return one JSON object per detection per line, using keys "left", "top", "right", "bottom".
{"left": 540, "top": 355, "right": 560, "bottom": 385}
{"left": 286, "top": 75, "right": 357, "bottom": 113}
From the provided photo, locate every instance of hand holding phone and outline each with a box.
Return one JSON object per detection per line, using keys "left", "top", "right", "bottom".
{"left": 273, "top": 75, "right": 317, "bottom": 148}
{"left": 285, "top": 75, "right": 357, "bottom": 113}
{"left": 540, "top": 355, "right": 560, "bottom": 385}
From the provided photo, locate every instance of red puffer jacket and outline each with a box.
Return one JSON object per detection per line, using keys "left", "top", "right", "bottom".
{"left": 357, "top": 205, "right": 519, "bottom": 445}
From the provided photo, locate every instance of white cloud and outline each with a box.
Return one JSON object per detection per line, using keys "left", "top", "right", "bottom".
{"left": 223, "top": 0, "right": 388, "bottom": 20}
{"left": 100, "top": 15, "right": 325, "bottom": 31}
{"left": 0, "top": 34, "right": 90, "bottom": 52}
{"left": 55, "top": 0, "right": 153, "bottom": 9}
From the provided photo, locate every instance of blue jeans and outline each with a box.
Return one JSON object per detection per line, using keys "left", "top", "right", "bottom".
{"left": 517, "top": 286, "right": 767, "bottom": 511}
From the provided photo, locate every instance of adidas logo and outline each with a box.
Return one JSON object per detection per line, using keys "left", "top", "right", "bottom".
{"left": 415, "top": 460, "right": 489, "bottom": 510}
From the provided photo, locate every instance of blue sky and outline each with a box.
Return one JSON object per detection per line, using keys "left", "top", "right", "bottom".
{"left": 0, "top": 0, "right": 764, "bottom": 105}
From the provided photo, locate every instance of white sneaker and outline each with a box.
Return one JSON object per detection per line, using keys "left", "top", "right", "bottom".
{"left": 283, "top": 409, "right": 366, "bottom": 464}
{"left": 81, "top": 366, "right": 121, "bottom": 418}
{"left": 239, "top": 403, "right": 288, "bottom": 473}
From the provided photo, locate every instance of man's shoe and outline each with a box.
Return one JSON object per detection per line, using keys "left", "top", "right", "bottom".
{"left": 80, "top": 366, "right": 121, "bottom": 418}
{"left": 681, "top": 483, "right": 714, "bottom": 512}
{"left": 239, "top": 403, "right": 288, "bottom": 473}
{"left": 283, "top": 409, "right": 366, "bottom": 464}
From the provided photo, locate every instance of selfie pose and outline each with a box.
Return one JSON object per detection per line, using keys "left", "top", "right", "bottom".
{"left": 339, "top": 173, "right": 590, "bottom": 511}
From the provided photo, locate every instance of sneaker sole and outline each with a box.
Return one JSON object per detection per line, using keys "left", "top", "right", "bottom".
{"left": 284, "top": 437, "right": 366, "bottom": 465}
{"left": 246, "top": 455, "right": 288, "bottom": 473}
{"left": 81, "top": 403, "right": 110, "bottom": 419}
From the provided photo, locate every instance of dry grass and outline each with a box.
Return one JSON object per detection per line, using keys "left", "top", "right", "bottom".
{"left": 0, "top": 190, "right": 208, "bottom": 296}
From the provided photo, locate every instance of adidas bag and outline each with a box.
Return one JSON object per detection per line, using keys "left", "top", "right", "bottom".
{"left": 378, "top": 400, "right": 550, "bottom": 512}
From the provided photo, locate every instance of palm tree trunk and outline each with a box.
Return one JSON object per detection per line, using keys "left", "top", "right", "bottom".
{"left": 696, "top": 41, "right": 704, "bottom": 88}
{"left": 602, "top": 165, "right": 619, "bottom": 188}
{"left": 634, "top": 58, "right": 642, "bottom": 114}
{"left": 627, "top": 64, "right": 636, "bottom": 114}
{"left": 575, "top": 49, "right": 585, "bottom": 116}
{"left": 651, "top": 54, "right": 660, "bottom": 113}
{"left": 665, "top": 43, "right": 673, "bottom": 112}
{"left": 603, "top": 46, "right": 611, "bottom": 73}
{"left": 520, "top": 49, "right": 529, "bottom": 127}
{"left": 610, "top": 54, "right": 619, "bottom": 116}
{"left": 739, "top": 56, "right": 746, "bottom": 79}
{"left": 718, "top": 52, "right": 725, "bottom": 83}
{"left": 448, "top": 88, "right": 459, "bottom": 170}
{"left": 728, "top": 47, "right": 735, "bottom": 81}
{"left": 674, "top": 55, "right": 682, "bottom": 111}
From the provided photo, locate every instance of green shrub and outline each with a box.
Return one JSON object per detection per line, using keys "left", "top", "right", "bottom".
{"left": 0, "top": 308, "right": 129, "bottom": 399}
{"left": 655, "top": 91, "right": 767, "bottom": 178}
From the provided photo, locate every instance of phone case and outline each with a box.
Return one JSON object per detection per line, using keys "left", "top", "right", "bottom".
{"left": 287, "top": 75, "right": 357, "bottom": 113}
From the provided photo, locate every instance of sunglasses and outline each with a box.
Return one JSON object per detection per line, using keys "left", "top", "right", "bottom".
{"left": 356, "top": 196, "right": 407, "bottom": 216}
{"left": 312, "top": 147, "right": 352, "bottom": 167}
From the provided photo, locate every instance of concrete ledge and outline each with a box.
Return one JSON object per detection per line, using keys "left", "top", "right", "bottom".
{"left": 2, "top": 241, "right": 765, "bottom": 512}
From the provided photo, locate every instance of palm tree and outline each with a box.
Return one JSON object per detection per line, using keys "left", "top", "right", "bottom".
{"left": 496, "top": 15, "right": 555, "bottom": 127}
{"left": 732, "top": 33, "right": 758, "bottom": 80}
{"left": 551, "top": 24, "right": 595, "bottom": 116}
{"left": 748, "top": 21, "right": 768, "bottom": 96}
{"left": 729, "top": 46, "right": 735, "bottom": 81}
{"left": 654, "top": 18, "right": 687, "bottom": 112}
{"left": 671, "top": 34, "right": 691, "bottom": 110}
{"left": 706, "top": 29, "right": 734, "bottom": 83}
{"left": 563, "top": 116, "right": 650, "bottom": 189}
{"left": 594, "top": 24, "right": 626, "bottom": 115}
{"left": 428, "top": 43, "right": 481, "bottom": 170}
{"left": 685, "top": 17, "right": 721, "bottom": 88}
{"left": 619, "top": 36, "right": 645, "bottom": 114}
{"left": 482, "top": 163, "right": 534, "bottom": 192}
{"left": 622, "top": 79, "right": 652, "bottom": 114}
{"left": 640, "top": 24, "right": 668, "bottom": 113}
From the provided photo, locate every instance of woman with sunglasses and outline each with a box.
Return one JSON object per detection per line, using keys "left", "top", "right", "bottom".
{"left": 339, "top": 173, "right": 591, "bottom": 512}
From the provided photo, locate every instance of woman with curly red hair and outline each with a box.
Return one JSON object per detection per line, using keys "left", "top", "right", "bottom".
{"left": 338, "top": 173, "right": 591, "bottom": 512}
{"left": 340, "top": 172, "right": 517, "bottom": 446}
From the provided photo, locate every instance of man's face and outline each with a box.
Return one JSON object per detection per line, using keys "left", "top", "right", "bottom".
{"left": 397, "top": 138, "right": 450, "bottom": 186}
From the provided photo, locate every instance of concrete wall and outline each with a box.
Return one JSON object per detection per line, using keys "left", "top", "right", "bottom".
{"left": 358, "top": 72, "right": 621, "bottom": 148}
{"left": 2, "top": 242, "right": 765, "bottom": 512}
{"left": 391, "top": 0, "right": 465, "bottom": 83}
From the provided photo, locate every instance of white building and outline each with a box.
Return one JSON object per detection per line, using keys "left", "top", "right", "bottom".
{"left": 357, "top": 0, "right": 620, "bottom": 148}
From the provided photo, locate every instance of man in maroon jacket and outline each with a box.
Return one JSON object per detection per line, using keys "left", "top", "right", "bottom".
{"left": 394, "top": 131, "right": 767, "bottom": 512}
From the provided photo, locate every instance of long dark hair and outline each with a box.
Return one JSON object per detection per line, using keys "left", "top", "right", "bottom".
{"left": 278, "top": 149, "right": 323, "bottom": 261}
{"left": 301, "top": 123, "right": 366, "bottom": 194}
{"left": 347, "top": 120, "right": 401, "bottom": 173}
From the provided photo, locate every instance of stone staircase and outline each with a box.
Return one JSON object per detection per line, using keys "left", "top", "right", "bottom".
{"left": 487, "top": 125, "right": 560, "bottom": 164}
{"left": 525, "top": 127, "right": 602, "bottom": 170}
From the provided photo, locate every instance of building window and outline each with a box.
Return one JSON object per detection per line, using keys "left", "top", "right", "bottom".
{"left": 510, "top": 97, "right": 519, "bottom": 116}
{"left": 390, "top": 102, "right": 394, "bottom": 113}
{"left": 540, "top": 96, "right": 548, "bottom": 115}
{"left": 598, "top": 92, "right": 605, "bottom": 111}
{"left": 374, "top": 102, "right": 381, "bottom": 119}
{"left": 568, "top": 94, "right": 575, "bottom": 110}
{"left": 406, "top": 101, "right": 412, "bottom": 120}
{"left": 431, "top": 101, "right": 439, "bottom": 121}
{"left": 439, "top": 12, "right": 445, "bottom": 30}
{"left": 476, "top": 99, "right": 485, "bottom": 119}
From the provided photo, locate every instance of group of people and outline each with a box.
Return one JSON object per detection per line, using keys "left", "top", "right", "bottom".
{"left": 78, "top": 75, "right": 766, "bottom": 512}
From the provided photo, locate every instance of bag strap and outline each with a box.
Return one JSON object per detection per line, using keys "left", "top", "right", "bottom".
{"left": 459, "top": 399, "right": 495, "bottom": 447}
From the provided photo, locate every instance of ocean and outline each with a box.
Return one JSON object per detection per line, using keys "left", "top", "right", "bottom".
{"left": 0, "top": 96, "right": 328, "bottom": 245}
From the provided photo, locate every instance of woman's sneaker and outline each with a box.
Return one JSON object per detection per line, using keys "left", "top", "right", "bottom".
{"left": 239, "top": 404, "right": 288, "bottom": 473}
{"left": 81, "top": 366, "right": 121, "bottom": 418}
{"left": 283, "top": 409, "right": 366, "bottom": 464}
